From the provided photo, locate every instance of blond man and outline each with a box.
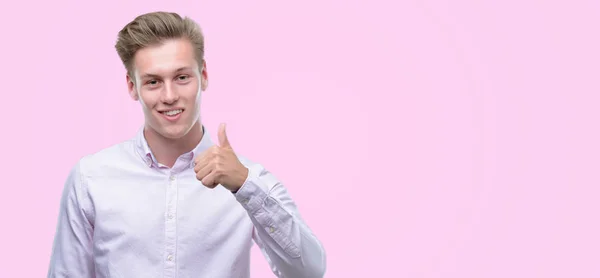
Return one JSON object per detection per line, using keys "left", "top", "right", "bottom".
{"left": 47, "top": 11, "right": 326, "bottom": 278}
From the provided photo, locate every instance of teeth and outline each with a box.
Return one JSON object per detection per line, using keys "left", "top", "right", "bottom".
{"left": 163, "top": 109, "right": 182, "bottom": 116}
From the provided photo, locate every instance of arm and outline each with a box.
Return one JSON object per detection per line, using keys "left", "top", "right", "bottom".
{"left": 47, "top": 161, "right": 95, "bottom": 277}
{"left": 233, "top": 164, "right": 327, "bottom": 278}
{"left": 193, "top": 124, "right": 326, "bottom": 277}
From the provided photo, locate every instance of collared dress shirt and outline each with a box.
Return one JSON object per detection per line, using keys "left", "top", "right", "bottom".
{"left": 47, "top": 125, "right": 326, "bottom": 278}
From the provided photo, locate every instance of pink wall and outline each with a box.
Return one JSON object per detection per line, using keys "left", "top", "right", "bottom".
{"left": 1, "top": 0, "right": 599, "bottom": 277}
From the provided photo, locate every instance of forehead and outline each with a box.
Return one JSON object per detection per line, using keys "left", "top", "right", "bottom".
{"left": 133, "top": 38, "right": 198, "bottom": 76}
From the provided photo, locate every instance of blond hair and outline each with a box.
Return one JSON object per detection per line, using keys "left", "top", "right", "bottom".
{"left": 115, "top": 11, "right": 205, "bottom": 80}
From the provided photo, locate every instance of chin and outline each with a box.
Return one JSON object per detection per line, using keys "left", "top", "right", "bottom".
{"left": 146, "top": 114, "right": 196, "bottom": 140}
{"left": 160, "top": 127, "right": 189, "bottom": 139}
{"left": 148, "top": 121, "right": 186, "bottom": 139}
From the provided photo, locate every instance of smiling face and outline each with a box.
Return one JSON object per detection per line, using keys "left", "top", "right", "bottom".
{"left": 127, "top": 38, "right": 208, "bottom": 140}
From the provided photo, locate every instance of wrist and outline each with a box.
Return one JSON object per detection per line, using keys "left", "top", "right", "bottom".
{"left": 230, "top": 167, "right": 249, "bottom": 193}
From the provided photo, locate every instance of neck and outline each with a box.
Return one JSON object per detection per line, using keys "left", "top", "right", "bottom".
{"left": 143, "top": 121, "right": 204, "bottom": 168}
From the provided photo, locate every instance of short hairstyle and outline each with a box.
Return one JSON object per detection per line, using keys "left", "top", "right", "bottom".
{"left": 114, "top": 11, "right": 205, "bottom": 80}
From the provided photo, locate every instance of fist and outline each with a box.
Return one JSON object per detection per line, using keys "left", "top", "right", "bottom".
{"left": 193, "top": 123, "right": 249, "bottom": 192}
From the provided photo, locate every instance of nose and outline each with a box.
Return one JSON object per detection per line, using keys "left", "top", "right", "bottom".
{"left": 160, "top": 82, "right": 179, "bottom": 104}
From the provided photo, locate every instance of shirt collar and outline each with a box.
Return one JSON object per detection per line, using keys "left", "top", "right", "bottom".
{"left": 134, "top": 124, "right": 214, "bottom": 168}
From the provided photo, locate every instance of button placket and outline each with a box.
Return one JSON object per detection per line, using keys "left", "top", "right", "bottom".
{"left": 164, "top": 172, "right": 178, "bottom": 275}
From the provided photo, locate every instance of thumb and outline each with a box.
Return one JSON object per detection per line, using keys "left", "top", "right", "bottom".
{"left": 218, "top": 123, "right": 231, "bottom": 148}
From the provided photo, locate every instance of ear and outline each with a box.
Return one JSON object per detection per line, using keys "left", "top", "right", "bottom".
{"left": 126, "top": 74, "right": 139, "bottom": 101}
{"left": 200, "top": 60, "right": 209, "bottom": 91}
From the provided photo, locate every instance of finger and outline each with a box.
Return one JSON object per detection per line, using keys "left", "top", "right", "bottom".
{"left": 201, "top": 172, "right": 219, "bottom": 188}
{"left": 194, "top": 147, "right": 216, "bottom": 172}
{"left": 218, "top": 123, "right": 231, "bottom": 148}
{"left": 195, "top": 161, "right": 213, "bottom": 181}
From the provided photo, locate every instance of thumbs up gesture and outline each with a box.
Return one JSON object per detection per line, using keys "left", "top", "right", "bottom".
{"left": 193, "top": 123, "right": 249, "bottom": 192}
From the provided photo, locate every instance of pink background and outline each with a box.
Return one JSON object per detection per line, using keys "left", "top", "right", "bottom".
{"left": 1, "top": 0, "right": 599, "bottom": 277}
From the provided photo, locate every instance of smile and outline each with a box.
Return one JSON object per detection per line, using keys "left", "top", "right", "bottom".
{"left": 162, "top": 109, "right": 183, "bottom": 116}
{"left": 160, "top": 109, "right": 184, "bottom": 122}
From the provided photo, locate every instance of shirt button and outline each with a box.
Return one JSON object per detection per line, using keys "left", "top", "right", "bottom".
{"left": 168, "top": 214, "right": 174, "bottom": 219}
{"left": 167, "top": 255, "right": 174, "bottom": 261}
{"left": 269, "top": 227, "right": 275, "bottom": 233}
{"left": 170, "top": 175, "right": 176, "bottom": 181}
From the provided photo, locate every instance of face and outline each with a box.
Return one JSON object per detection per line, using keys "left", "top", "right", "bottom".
{"left": 127, "top": 38, "right": 208, "bottom": 140}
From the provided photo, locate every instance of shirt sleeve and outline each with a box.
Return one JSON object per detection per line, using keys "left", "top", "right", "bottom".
{"left": 233, "top": 163, "right": 327, "bottom": 278}
{"left": 47, "top": 161, "right": 96, "bottom": 278}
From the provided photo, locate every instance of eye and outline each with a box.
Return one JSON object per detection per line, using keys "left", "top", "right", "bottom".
{"left": 144, "top": 79, "right": 162, "bottom": 89}
{"left": 177, "top": 75, "right": 189, "bottom": 81}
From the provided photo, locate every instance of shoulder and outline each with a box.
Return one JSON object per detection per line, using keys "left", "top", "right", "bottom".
{"left": 236, "top": 153, "right": 265, "bottom": 174}
{"left": 236, "top": 153, "right": 282, "bottom": 188}
{"left": 75, "top": 138, "right": 140, "bottom": 178}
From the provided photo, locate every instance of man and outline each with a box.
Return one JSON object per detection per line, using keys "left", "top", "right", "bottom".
{"left": 47, "top": 11, "right": 326, "bottom": 278}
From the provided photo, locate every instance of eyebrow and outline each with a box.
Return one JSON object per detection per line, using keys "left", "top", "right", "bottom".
{"left": 140, "top": 67, "right": 193, "bottom": 79}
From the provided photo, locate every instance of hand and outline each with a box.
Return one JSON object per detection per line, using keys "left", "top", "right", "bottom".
{"left": 194, "top": 123, "right": 249, "bottom": 192}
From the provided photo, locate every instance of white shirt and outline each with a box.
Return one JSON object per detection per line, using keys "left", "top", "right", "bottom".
{"left": 47, "top": 125, "right": 326, "bottom": 278}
